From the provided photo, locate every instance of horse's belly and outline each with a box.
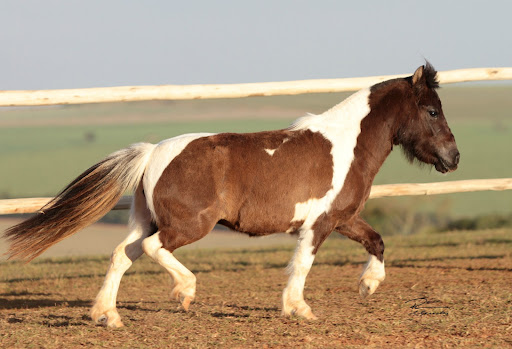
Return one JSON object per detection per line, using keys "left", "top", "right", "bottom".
{"left": 219, "top": 195, "right": 311, "bottom": 236}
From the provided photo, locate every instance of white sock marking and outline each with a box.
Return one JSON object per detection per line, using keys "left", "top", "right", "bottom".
{"left": 142, "top": 233, "right": 196, "bottom": 299}
{"left": 283, "top": 229, "right": 315, "bottom": 315}
{"left": 361, "top": 254, "right": 385, "bottom": 281}
{"left": 93, "top": 222, "right": 146, "bottom": 314}
{"left": 359, "top": 254, "right": 386, "bottom": 297}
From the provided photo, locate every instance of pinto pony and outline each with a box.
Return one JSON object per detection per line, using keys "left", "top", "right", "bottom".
{"left": 4, "top": 63, "right": 459, "bottom": 327}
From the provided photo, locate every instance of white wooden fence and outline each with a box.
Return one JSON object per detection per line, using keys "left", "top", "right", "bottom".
{"left": 1, "top": 178, "right": 511, "bottom": 215}
{"left": 1, "top": 67, "right": 511, "bottom": 106}
{"left": 0, "top": 67, "right": 511, "bottom": 215}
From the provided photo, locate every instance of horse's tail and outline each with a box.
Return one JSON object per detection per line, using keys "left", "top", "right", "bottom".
{"left": 3, "top": 142, "right": 156, "bottom": 262}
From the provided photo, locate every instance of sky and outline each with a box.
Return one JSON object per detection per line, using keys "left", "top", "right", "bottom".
{"left": 1, "top": 0, "right": 511, "bottom": 90}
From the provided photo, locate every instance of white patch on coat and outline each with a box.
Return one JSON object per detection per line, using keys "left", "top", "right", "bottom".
{"left": 288, "top": 88, "right": 371, "bottom": 229}
{"left": 286, "top": 229, "right": 315, "bottom": 278}
{"left": 143, "top": 133, "right": 214, "bottom": 219}
{"left": 291, "top": 200, "right": 313, "bottom": 223}
{"left": 264, "top": 137, "right": 290, "bottom": 157}
{"left": 265, "top": 148, "right": 277, "bottom": 156}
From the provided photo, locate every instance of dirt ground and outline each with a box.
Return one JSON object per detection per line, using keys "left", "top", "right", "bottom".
{"left": 1, "top": 227, "right": 511, "bottom": 348}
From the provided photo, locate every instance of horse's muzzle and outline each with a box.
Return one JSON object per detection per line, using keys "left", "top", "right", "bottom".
{"left": 435, "top": 148, "right": 460, "bottom": 173}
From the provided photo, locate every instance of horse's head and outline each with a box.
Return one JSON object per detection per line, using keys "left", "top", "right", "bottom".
{"left": 396, "top": 63, "right": 460, "bottom": 173}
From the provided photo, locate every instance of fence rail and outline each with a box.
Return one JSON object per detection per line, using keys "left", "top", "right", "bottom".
{"left": 1, "top": 178, "right": 511, "bottom": 215}
{"left": 1, "top": 67, "right": 511, "bottom": 107}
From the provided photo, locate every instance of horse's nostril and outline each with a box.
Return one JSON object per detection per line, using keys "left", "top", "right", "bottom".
{"left": 453, "top": 151, "right": 460, "bottom": 165}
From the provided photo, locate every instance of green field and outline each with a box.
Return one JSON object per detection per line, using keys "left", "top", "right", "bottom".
{"left": 0, "top": 86, "right": 511, "bottom": 219}
{"left": 1, "top": 228, "right": 511, "bottom": 348}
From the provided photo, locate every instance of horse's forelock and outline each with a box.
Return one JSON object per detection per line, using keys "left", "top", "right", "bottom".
{"left": 424, "top": 61, "right": 440, "bottom": 89}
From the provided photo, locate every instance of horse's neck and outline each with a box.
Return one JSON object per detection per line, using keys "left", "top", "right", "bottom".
{"left": 352, "top": 98, "right": 406, "bottom": 186}
{"left": 289, "top": 87, "right": 403, "bottom": 185}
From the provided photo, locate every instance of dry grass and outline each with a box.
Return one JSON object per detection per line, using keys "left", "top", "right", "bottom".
{"left": 1, "top": 228, "right": 511, "bottom": 348}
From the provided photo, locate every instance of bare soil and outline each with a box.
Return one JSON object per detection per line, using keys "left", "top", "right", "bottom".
{"left": 1, "top": 227, "right": 511, "bottom": 348}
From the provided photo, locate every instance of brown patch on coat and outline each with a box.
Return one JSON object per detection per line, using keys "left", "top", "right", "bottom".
{"left": 152, "top": 130, "right": 334, "bottom": 251}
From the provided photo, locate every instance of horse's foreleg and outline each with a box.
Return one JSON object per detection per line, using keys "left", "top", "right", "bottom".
{"left": 282, "top": 228, "right": 318, "bottom": 320}
{"left": 335, "top": 217, "right": 385, "bottom": 297}
{"left": 91, "top": 185, "right": 153, "bottom": 328}
{"left": 141, "top": 232, "right": 197, "bottom": 311}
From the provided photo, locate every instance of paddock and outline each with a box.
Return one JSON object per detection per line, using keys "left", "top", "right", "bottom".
{"left": 0, "top": 68, "right": 511, "bottom": 347}
{"left": 1, "top": 227, "right": 510, "bottom": 347}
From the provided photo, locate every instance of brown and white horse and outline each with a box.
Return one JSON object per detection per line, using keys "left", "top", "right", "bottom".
{"left": 4, "top": 63, "right": 459, "bottom": 327}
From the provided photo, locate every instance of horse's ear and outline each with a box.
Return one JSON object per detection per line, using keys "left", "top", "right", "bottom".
{"left": 412, "top": 65, "right": 425, "bottom": 86}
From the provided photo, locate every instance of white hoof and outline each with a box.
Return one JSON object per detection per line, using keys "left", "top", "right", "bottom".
{"left": 359, "top": 278, "right": 381, "bottom": 298}
{"left": 91, "top": 307, "right": 124, "bottom": 328}
{"left": 359, "top": 255, "right": 385, "bottom": 298}
{"left": 282, "top": 296, "right": 318, "bottom": 320}
{"left": 97, "top": 314, "right": 108, "bottom": 325}
{"left": 282, "top": 305, "right": 318, "bottom": 320}
{"left": 170, "top": 281, "right": 196, "bottom": 311}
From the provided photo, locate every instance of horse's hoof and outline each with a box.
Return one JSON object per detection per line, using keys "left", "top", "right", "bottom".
{"left": 171, "top": 284, "right": 195, "bottom": 311}
{"left": 181, "top": 296, "right": 192, "bottom": 311}
{"left": 98, "top": 314, "right": 108, "bottom": 325}
{"left": 298, "top": 308, "right": 318, "bottom": 320}
{"left": 359, "top": 278, "right": 380, "bottom": 298}
{"left": 283, "top": 304, "right": 318, "bottom": 320}
{"left": 93, "top": 310, "right": 124, "bottom": 328}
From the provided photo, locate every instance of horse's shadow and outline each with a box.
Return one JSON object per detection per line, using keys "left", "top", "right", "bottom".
{"left": 1, "top": 291, "right": 92, "bottom": 326}
{"left": 0, "top": 293, "right": 176, "bottom": 327}
{"left": 41, "top": 314, "right": 90, "bottom": 327}
{"left": 0, "top": 291, "right": 91, "bottom": 310}
{"left": 0, "top": 292, "right": 166, "bottom": 312}
{"left": 6, "top": 313, "right": 92, "bottom": 327}
{"left": 210, "top": 303, "right": 279, "bottom": 319}
{"left": 2, "top": 269, "right": 168, "bottom": 284}
{"left": 389, "top": 254, "right": 512, "bottom": 271}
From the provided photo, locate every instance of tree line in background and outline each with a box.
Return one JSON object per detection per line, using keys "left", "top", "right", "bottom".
{"left": 361, "top": 201, "right": 512, "bottom": 235}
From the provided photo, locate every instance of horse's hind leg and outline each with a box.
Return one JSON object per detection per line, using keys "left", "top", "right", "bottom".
{"left": 141, "top": 226, "right": 213, "bottom": 311}
{"left": 91, "top": 185, "right": 155, "bottom": 328}
{"left": 335, "top": 217, "right": 385, "bottom": 297}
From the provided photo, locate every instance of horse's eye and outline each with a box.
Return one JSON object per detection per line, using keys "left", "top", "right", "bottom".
{"left": 428, "top": 110, "right": 438, "bottom": 118}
